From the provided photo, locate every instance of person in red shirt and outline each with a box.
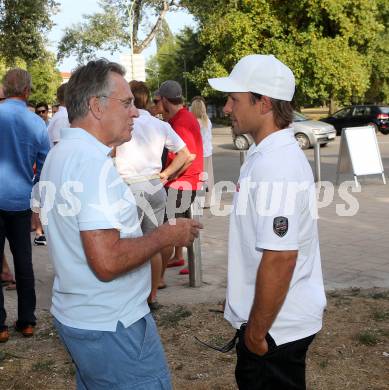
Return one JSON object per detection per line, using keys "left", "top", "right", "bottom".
{"left": 157, "top": 80, "right": 203, "bottom": 277}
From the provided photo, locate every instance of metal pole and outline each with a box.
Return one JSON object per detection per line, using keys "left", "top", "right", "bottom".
{"left": 187, "top": 197, "right": 202, "bottom": 287}
{"left": 313, "top": 142, "right": 321, "bottom": 183}
{"left": 240, "top": 150, "right": 247, "bottom": 166}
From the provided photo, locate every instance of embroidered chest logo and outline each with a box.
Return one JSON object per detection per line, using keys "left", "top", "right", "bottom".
{"left": 273, "top": 216, "right": 288, "bottom": 237}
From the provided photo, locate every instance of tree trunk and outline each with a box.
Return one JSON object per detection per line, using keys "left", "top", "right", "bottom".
{"left": 133, "top": 0, "right": 170, "bottom": 54}
{"left": 329, "top": 98, "right": 336, "bottom": 115}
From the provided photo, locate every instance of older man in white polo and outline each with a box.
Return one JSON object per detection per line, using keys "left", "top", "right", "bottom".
{"left": 40, "top": 59, "right": 202, "bottom": 389}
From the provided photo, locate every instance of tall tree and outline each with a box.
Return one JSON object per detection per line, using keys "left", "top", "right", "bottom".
{"left": 146, "top": 27, "right": 207, "bottom": 101}
{"left": 364, "top": 0, "right": 389, "bottom": 103}
{"left": 183, "top": 0, "right": 386, "bottom": 111}
{"left": 57, "top": 0, "right": 180, "bottom": 63}
{"left": 155, "top": 18, "right": 173, "bottom": 50}
{"left": 27, "top": 53, "right": 62, "bottom": 104}
{"left": 0, "top": 0, "right": 58, "bottom": 66}
{"left": 0, "top": 53, "right": 62, "bottom": 104}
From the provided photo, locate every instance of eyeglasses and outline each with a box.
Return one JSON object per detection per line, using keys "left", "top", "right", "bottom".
{"left": 36, "top": 110, "right": 47, "bottom": 114}
{"left": 100, "top": 95, "right": 134, "bottom": 109}
{"left": 153, "top": 99, "right": 161, "bottom": 105}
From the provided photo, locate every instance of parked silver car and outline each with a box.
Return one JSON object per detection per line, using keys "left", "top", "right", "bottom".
{"left": 232, "top": 111, "right": 336, "bottom": 150}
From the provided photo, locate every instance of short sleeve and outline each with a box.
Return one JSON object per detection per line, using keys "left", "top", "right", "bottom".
{"left": 76, "top": 158, "right": 135, "bottom": 232}
{"left": 34, "top": 126, "right": 50, "bottom": 184}
{"left": 163, "top": 122, "right": 185, "bottom": 153}
{"left": 254, "top": 181, "right": 300, "bottom": 251}
{"left": 171, "top": 123, "right": 197, "bottom": 154}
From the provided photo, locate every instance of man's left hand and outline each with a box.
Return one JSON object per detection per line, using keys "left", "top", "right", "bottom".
{"left": 244, "top": 323, "right": 268, "bottom": 356}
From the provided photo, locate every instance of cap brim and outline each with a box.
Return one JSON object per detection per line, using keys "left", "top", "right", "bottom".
{"left": 208, "top": 76, "right": 248, "bottom": 93}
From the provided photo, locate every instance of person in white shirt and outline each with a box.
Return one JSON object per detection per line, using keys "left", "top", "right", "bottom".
{"left": 208, "top": 54, "right": 326, "bottom": 389}
{"left": 47, "top": 83, "right": 69, "bottom": 147}
{"left": 51, "top": 103, "right": 60, "bottom": 115}
{"left": 32, "top": 84, "right": 70, "bottom": 247}
{"left": 40, "top": 59, "right": 202, "bottom": 388}
{"left": 191, "top": 96, "right": 215, "bottom": 208}
{"left": 115, "top": 80, "right": 192, "bottom": 307}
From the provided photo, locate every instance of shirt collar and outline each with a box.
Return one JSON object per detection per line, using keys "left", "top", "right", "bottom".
{"left": 138, "top": 108, "right": 151, "bottom": 117}
{"left": 3, "top": 98, "right": 27, "bottom": 107}
{"left": 247, "top": 128, "right": 295, "bottom": 158}
{"left": 60, "top": 127, "right": 112, "bottom": 156}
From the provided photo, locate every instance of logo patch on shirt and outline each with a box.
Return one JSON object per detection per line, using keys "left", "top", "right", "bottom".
{"left": 273, "top": 216, "right": 288, "bottom": 237}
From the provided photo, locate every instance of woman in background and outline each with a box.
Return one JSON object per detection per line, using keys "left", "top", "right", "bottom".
{"left": 191, "top": 97, "right": 214, "bottom": 208}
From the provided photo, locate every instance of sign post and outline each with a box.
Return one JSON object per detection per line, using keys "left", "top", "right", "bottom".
{"left": 313, "top": 143, "right": 321, "bottom": 183}
{"left": 336, "top": 126, "right": 386, "bottom": 186}
{"left": 187, "top": 197, "right": 203, "bottom": 287}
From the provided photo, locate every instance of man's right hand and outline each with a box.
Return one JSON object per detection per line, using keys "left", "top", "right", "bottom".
{"left": 162, "top": 218, "right": 203, "bottom": 247}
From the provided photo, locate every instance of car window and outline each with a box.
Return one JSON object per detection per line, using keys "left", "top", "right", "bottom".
{"left": 333, "top": 108, "right": 351, "bottom": 119}
{"left": 353, "top": 106, "right": 371, "bottom": 116}
{"left": 293, "top": 112, "right": 307, "bottom": 122}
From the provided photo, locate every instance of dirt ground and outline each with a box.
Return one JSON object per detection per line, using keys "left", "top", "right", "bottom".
{"left": 0, "top": 288, "right": 388, "bottom": 390}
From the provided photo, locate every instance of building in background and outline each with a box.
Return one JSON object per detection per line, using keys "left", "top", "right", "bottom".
{"left": 60, "top": 72, "right": 71, "bottom": 84}
{"left": 59, "top": 54, "right": 146, "bottom": 86}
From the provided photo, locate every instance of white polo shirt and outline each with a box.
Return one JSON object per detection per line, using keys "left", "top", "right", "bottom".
{"left": 224, "top": 128, "right": 326, "bottom": 346}
{"left": 40, "top": 127, "right": 150, "bottom": 331}
{"left": 115, "top": 109, "right": 185, "bottom": 179}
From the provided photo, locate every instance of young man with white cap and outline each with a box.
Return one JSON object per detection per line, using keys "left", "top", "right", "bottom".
{"left": 208, "top": 55, "right": 326, "bottom": 389}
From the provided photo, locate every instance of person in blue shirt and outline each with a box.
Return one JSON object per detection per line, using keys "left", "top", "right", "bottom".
{"left": 0, "top": 85, "right": 16, "bottom": 292}
{"left": 0, "top": 68, "right": 50, "bottom": 343}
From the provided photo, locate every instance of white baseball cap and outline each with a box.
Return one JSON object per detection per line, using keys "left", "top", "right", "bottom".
{"left": 208, "top": 54, "right": 295, "bottom": 101}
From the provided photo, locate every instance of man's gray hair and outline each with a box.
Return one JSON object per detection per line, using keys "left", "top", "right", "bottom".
{"left": 2, "top": 68, "right": 32, "bottom": 98}
{"left": 65, "top": 59, "right": 126, "bottom": 123}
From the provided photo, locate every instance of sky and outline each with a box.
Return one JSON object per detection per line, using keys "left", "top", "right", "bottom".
{"left": 48, "top": 0, "right": 197, "bottom": 72}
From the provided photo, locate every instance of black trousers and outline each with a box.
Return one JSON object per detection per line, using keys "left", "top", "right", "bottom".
{"left": 0, "top": 209, "right": 36, "bottom": 330}
{"left": 236, "top": 325, "right": 315, "bottom": 390}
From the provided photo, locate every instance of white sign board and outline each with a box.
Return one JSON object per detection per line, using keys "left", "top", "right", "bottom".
{"left": 336, "top": 126, "right": 386, "bottom": 186}
{"left": 120, "top": 53, "right": 146, "bottom": 82}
